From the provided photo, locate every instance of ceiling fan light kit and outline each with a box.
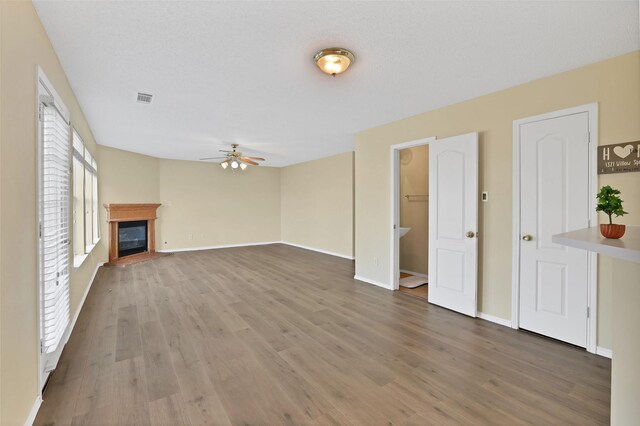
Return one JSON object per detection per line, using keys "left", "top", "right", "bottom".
{"left": 199, "top": 143, "right": 265, "bottom": 171}
{"left": 314, "top": 47, "right": 355, "bottom": 76}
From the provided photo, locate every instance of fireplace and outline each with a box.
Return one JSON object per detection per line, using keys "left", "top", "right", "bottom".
{"left": 104, "top": 203, "right": 166, "bottom": 266}
{"left": 118, "top": 220, "right": 148, "bottom": 257}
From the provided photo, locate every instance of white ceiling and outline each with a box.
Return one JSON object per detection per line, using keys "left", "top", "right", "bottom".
{"left": 33, "top": 1, "right": 638, "bottom": 167}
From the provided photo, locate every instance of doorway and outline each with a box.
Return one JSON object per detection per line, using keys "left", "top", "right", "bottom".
{"left": 512, "top": 103, "right": 598, "bottom": 352}
{"left": 397, "top": 145, "right": 430, "bottom": 300}
{"left": 390, "top": 133, "right": 479, "bottom": 317}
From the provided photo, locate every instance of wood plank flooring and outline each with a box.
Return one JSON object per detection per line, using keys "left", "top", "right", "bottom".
{"left": 35, "top": 244, "right": 611, "bottom": 425}
{"left": 398, "top": 273, "right": 428, "bottom": 300}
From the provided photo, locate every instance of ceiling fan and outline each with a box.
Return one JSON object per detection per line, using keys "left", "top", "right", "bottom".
{"left": 199, "top": 144, "right": 265, "bottom": 170}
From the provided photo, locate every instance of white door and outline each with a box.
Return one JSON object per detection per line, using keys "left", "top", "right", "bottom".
{"left": 428, "top": 133, "right": 478, "bottom": 317}
{"left": 518, "top": 112, "right": 589, "bottom": 347}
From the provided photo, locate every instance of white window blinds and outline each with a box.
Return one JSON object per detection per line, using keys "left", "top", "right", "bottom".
{"left": 40, "top": 96, "right": 71, "bottom": 363}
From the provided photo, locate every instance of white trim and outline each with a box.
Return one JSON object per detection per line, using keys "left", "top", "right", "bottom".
{"left": 159, "top": 241, "right": 357, "bottom": 260}
{"left": 389, "top": 137, "right": 436, "bottom": 291}
{"left": 478, "top": 312, "right": 512, "bottom": 328}
{"left": 36, "top": 65, "right": 45, "bottom": 395}
{"left": 157, "top": 241, "right": 281, "bottom": 253}
{"left": 280, "top": 241, "right": 354, "bottom": 260}
{"left": 596, "top": 346, "right": 612, "bottom": 359}
{"left": 50, "top": 260, "right": 102, "bottom": 379}
{"left": 73, "top": 253, "right": 89, "bottom": 269}
{"left": 65, "top": 262, "right": 103, "bottom": 344}
{"left": 36, "top": 66, "right": 69, "bottom": 122}
{"left": 73, "top": 239, "right": 100, "bottom": 269}
{"left": 586, "top": 106, "right": 599, "bottom": 354}
{"left": 399, "top": 269, "right": 429, "bottom": 280}
{"left": 354, "top": 275, "right": 393, "bottom": 290}
{"left": 31, "top": 261, "right": 102, "bottom": 423}
{"left": 511, "top": 103, "right": 599, "bottom": 354}
{"left": 24, "top": 396, "right": 42, "bottom": 426}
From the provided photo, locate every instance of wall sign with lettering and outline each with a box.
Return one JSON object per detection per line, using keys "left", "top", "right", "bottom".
{"left": 598, "top": 142, "right": 640, "bottom": 174}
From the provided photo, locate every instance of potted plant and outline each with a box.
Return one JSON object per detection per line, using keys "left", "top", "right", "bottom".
{"left": 596, "top": 185, "right": 628, "bottom": 239}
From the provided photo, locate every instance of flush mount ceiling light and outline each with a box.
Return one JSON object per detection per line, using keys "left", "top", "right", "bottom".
{"left": 314, "top": 48, "right": 355, "bottom": 76}
{"left": 199, "top": 144, "right": 265, "bottom": 171}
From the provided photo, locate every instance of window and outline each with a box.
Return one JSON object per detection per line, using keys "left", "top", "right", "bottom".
{"left": 72, "top": 130, "right": 99, "bottom": 266}
{"left": 38, "top": 70, "right": 71, "bottom": 378}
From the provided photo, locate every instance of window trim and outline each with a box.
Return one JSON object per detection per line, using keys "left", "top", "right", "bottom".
{"left": 71, "top": 129, "right": 100, "bottom": 269}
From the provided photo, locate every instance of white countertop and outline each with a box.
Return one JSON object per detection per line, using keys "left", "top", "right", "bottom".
{"left": 552, "top": 226, "right": 640, "bottom": 263}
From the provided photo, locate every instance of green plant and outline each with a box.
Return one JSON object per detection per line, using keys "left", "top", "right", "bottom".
{"left": 596, "top": 185, "right": 628, "bottom": 225}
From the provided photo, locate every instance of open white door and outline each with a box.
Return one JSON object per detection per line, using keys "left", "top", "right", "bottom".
{"left": 428, "top": 133, "right": 478, "bottom": 316}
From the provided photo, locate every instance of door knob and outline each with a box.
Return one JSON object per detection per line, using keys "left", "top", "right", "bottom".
{"left": 466, "top": 231, "right": 475, "bottom": 238}
{"left": 522, "top": 234, "right": 533, "bottom": 241}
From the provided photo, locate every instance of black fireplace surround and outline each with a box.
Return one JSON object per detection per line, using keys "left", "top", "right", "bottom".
{"left": 118, "top": 220, "right": 148, "bottom": 258}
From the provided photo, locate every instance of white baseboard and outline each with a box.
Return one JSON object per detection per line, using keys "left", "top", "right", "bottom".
{"left": 65, "top": 262, "right": 104, "bottom": 343}
{"left": 158, "top": 240, "right": 356, "bottom": 261}
{"left": 477, "top": 312, "right": 512, "bottom": 328}
{"left": 354, "top": 275, "right": 392, "bottom": 290}
{"left": 281, "top": 241, "right": 354, "bottom": 260}
{"left": 158, "top": 241, "right": 280, "bottom": 253}
{"left": 24, "top": 395, "right": 42, "bottom": 426}
{"left": 62, "top": 261, "right": 104, "bottom": 347}
{"left": 399, "top": 269, "right": 428, "bottom": 280}
{"left": 596, "top": 346, "right": 612, "bottom": 359}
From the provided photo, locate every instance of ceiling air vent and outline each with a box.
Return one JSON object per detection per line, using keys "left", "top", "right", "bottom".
{"left": 136, "top": 92, "right": 153, "bottom": 104}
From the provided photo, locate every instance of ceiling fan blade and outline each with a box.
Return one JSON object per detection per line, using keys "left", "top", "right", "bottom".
{"left": 240, "top": 158, "right": 259, "bottom": 166}
{"left": 245, "top": 157, "right": 265, "bottom": 161}
{"left": 199, "top": 157, "right": 228, "bottom": 161}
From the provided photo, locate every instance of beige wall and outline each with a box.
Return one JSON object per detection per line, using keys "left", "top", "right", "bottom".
{"left": 399, "top": 146, "right": 429, "bottom": 275}
{"left": 0, "top": 2, "right": 106, "bottom": 424}
{"left": 97, "top": 145, "right": 161, "bottom": 256}
{"left": 355, "top": 51, "right": 640, "bottom": 351}
{"left": 281, "top": 152, "right": 354, "bottom": 258}
{"left": 158, "top": 159, "right": 281, "bottom": 250}
{"left": 98, "top": 146, "right": 282, "bottom": 252}
{"left": 611, "top": 258, "right": 640, "bottom": 424}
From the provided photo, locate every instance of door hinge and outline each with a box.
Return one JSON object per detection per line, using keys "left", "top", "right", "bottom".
{"left": 587, "top": 307, "right": 590, "bottom": 318}
{"left": 38, "top": 104, "right": 44, "bottom": 122}
{"left": 39, "top": 222, "right": 43, "bottom": 238}
{"left": 40, "top": 340, "right": 44, "bottom": 354}
{"left": 588, "top": 132, "right": 592, "bottom": 144}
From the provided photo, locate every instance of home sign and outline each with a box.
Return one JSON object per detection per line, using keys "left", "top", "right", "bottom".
{"left": 598, "top": 142, "right": 640, "bottom": 174}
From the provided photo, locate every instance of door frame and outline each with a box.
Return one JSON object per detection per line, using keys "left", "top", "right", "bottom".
{"left": 511, "top": 103, "right": 598, "bottom": 353}
{"left": 389, "top": 137, "right": 436, "bottom": 290}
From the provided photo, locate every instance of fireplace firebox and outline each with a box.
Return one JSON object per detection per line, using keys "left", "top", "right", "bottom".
{"left": 118, "top": 220, "right": 148, "bottom": 257}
